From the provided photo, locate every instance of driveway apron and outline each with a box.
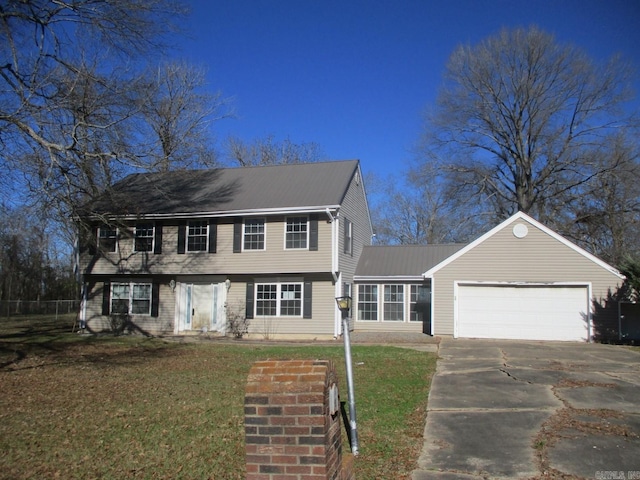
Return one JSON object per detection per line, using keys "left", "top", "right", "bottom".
{"left": 412, "top": 338, "right": 640, "bottom": 479}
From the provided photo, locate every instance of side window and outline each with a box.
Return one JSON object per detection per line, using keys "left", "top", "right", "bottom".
{"left": 343, "top": 218, "right": 353, "bottom": 255}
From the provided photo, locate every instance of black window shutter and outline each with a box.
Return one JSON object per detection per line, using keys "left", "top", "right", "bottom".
{"left": 177, "top": 221, "right": 186, "bottom": 254}
{"left": 151, "top": 283, "right": 160, "bottom": 317}
{"left": 245, "top": 282, "right": 254, "bottom": 319}
{"left": 303, "top": 281, "right": 312, "bottom": 319}
{"left": 309, "top": 214, "right": 318, "bottom": 251}
{"left": 233, "top": 218, "right": 242, "bottom": 253}
{"left": 102, "top": 282, "right": 111, "bottom": 315}
{"left": 208, "top": 219, "right": 217, "bottom": 253}
{"left": 88, "top": 226, "right": 98, "bottom": 255}
{"left": 154, "top": 222, "right": 163, "bottom": 254}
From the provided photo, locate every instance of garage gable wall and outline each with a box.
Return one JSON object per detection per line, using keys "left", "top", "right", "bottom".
{"left": 430, "top": 213, "right": 624, "bottom": 337}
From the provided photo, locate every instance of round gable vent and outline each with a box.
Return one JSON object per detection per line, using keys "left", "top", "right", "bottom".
{"left": 513, "top": 223, "right": 528, "bottom": 238}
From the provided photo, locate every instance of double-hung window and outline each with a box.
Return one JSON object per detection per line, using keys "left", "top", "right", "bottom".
{"left": 134, "top": 224, "right": 154, "bottom": 252}
{"left": 285, "top": 216, "right": 308, "bottom": 249}
{"left": 384, "top": 284, "right": 404, "bottom": 321}
{"left": 111, "top": 282, "right": 152, "bottom": 315}
{"left": 187, "top": 220, "right": 208, "bottom": 252}
{"left": 357, "top": 284, "right": 378, "bottom": 321}
{"left": 98, "top": 227, "right": 117, "bottom": 253}
{"left": 343, "top": 218, "right": 353, "bottom": 255}
{"left": 244, "top": 219, "right": 265, "bottom": 250}
{"left": 256, "top": 283, "right": 302, "bottom": 316}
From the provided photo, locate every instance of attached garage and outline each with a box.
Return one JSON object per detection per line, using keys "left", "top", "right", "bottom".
{"left": 456, "top": 283, "right": 590, "bottom": 341}
{"left": 423, "top": 212, "right": 625, "bottom": 342}
{"left": 353, "top": 212, "right": 625, "bottom": 342}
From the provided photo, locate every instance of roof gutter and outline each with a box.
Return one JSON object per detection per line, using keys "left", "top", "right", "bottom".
{"left": 353, "top": 275, "right": 426, "bottom": 283}
{"left": 84, "top": 205, "right": 342, "bottom": 222}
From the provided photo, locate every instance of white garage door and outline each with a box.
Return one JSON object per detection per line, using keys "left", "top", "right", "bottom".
{"left": 457, "top": 284, "right": 589, "bottom": 341}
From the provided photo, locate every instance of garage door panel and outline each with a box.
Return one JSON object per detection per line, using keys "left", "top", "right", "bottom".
{"left": 457, "top": 285, "right": 589, "bottom": 341}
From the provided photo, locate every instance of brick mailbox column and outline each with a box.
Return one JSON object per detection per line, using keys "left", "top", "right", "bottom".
{"left": 245, "top": 359, "right": 355, "bottom": 480}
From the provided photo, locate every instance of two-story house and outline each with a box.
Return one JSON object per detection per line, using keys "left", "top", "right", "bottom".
{"left": 78, "top": 160, "right": 372, "bottom": 338}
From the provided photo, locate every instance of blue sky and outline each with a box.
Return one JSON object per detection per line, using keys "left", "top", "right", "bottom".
{"left": 177, "top": 0, "right": 640, "bottom": 180}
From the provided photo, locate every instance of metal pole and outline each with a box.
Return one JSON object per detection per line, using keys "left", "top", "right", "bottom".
{"left": 342, "top": 313, "right": 359, "bottom": 455}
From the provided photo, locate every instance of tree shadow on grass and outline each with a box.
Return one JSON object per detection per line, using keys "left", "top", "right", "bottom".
{"left": 0, "top": 314, "right": 182, "bottom": 371}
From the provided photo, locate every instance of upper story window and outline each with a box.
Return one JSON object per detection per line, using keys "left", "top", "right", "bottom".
{"left": 285, "top": 216, "right": 308, "bottom": 249}
{"left": 244, "top": 218, "right": 265, "bottom": 250}
{"left": 98, "top": 227, "right": 117, "bottom": 253}
{"left": 134, "top": 224, "right": 154, "bottom": 252}
{"left": 344, "top": 218, "right": 353, "bottom": 255}
{"left": 187, "top": 220, "right": 208, "bottom": 252}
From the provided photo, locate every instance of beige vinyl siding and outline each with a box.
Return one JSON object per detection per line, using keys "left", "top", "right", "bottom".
{"left": 432, "top": 218, "right": 623, "bottom": 336}
{"left": 225, "top": 276, "right": 336, "bottom": 338}
{"left": 83, "top": 282, "right": 174, "bottom": 335}
{"left": 81, "top": 215, "right": 333, "bottom": 276}
{"left": 338, "top": 167, "right": 373, "bottom": 285}
{"left": 355, "top": 321, "right": 422, "bottom": 333}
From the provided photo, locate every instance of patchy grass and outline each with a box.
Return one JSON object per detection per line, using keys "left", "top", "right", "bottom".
{"left": 0, "top": 315, "right": 436, "bottom": 479}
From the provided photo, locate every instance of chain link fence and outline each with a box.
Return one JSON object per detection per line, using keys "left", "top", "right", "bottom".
{"left": 1, "top": 300, "right": 80, "bottom": 318}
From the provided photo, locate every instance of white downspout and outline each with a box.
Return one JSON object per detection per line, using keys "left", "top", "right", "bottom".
{"left": 327, "top": 208, "right": 341, "bottom": 337}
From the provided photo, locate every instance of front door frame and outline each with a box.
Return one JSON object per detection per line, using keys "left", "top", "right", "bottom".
{"left": 175, "top": 281, "right": 227, "bottom": 334}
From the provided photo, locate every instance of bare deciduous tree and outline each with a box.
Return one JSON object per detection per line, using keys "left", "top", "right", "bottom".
{"left": 134, "top": 61, "right": 232, "bottom": 172}
{"left": 565, "top": 135, "right": 640, "bottom": 265}
{"left": 0, "top": 0, "right": 188, "bottom": 219}
{"left": 420, "top": 26, "right": 637, "bottom": 224}
{"left": 225, "top": 135, "right": 325, "bottom": 167}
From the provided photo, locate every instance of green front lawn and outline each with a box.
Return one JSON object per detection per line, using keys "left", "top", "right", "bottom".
{"left": 0, "top": 315, "right": 436, "bottom": 479}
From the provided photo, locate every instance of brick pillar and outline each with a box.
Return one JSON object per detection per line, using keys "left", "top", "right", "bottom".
{"left": 245, "top": 359, "right": 354, "bottom": 480}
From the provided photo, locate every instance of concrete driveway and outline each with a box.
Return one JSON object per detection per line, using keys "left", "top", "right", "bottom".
{"left": 412, "top": 338, "right": 640, "bottom": 479}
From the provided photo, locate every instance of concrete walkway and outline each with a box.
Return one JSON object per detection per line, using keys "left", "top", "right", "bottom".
{"left": 412, "top": 338, "right": 640, "bottom": 479}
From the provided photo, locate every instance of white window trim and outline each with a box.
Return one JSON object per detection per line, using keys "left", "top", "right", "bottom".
{"left": 111, "top": 282, "right": 152, "bottom": 316}
{"left": 383, "top": 284, "right": 405, "bottom": 322}
{"left": 284, "top": 216, "right": 309, "bottom": 250}
{"left": 356, "top": 283, "right": 428, "bottom": 323}
{"left": 243, "top": 217, "right": 267, "bottom": 251}
{"left": 133, "top": 224, "right": 155, "bottom": 253}
{"left": 98, "top": 226, "right": 118, "bottom": 253}
{"left": 187, "top": 220, "right": 209, "bottom": 253}
{"left": 356, "top": 284, "right": 379, "bottom": 322}
{"left": 255, "top": 282, "right": 303, "bottom": 317}
{"left": 345, "top": 219, "right": 353, "bottom": 255}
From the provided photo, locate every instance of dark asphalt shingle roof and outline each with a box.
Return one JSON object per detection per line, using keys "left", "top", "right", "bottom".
{"left": 87, "top": 160, "right": 360, "bottom": 216}
{"left": 355, "top": 244, "right": 467, "bottom": 278}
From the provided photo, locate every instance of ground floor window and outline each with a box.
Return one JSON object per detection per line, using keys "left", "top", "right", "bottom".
{"left": 383, "top": 284, "right": 404, "bottom": 321}
{"left": 256, "top": 282, "right": 302, "bottom": 317}
{"left": 357, "top": 284, "right": 378, "bottom": 321}
{"left": 111, "top": 282, "right": 152, "bottom": 315}
{"left": 357, "top": 283, "right": 430, "bottom": 323}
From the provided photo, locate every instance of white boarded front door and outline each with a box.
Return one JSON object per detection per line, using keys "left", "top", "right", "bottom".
{"left": 178, "top": 283, "right": 227, "bottom": 332}
{"left": 456, "top": 284, "right": 589, "bottom": 341}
